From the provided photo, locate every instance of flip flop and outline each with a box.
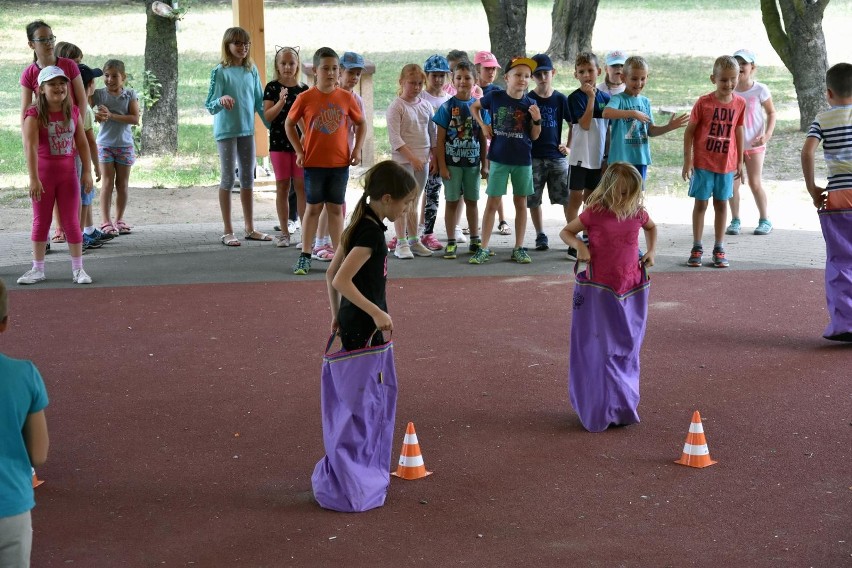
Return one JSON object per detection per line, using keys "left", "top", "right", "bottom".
{"left": 244, "top": 230, "right": 272, "bottom": 241}
{"left": 221, "top": 233, "right": 241, "bottom": 247}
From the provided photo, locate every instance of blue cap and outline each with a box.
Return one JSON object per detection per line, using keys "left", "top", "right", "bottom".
{"left": 532, "top": 54, "right": 553, "bottom": 72}
{"left": 424, "top": 54, "right": 451, "bottom": 73}
{"left": 341, "top": 51, "right": 365, "bottom": 70}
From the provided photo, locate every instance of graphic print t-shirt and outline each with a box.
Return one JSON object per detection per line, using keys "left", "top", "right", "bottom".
{"left": 25, "top": 105, "right": 79, "bottom": 160}
{"left": 606, "top": 93, "right": 654, "bottom": 165}
{"left": 479, "top": 90, "right": 536, "bottom": 166}
{"left": 263, "top": 81, "right": 309, "bottom": 152}
{"left": 689, "top": 92, "right": 745, "bottom": 174}
{"left": 528, "top": 90, "right": 570, "bottom": 160}
{"left": 432, "top": 96, "right": 482, "bottom": 168}
{"left": 287, "top": 86, "right": 363, "bottom": 168}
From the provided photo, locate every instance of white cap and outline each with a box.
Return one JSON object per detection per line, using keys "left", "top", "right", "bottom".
{"left": 37, "top": 65, "right": 69, "bottom": 86}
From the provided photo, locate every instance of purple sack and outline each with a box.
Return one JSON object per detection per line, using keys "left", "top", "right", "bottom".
{"left": 311, "top": 333, "right": 398, "bottom": 512}
{"left": 819, "top": 208, "right": 852, "bottom": 342}
{"left": 569, "top": 263, "right": 650, "bottom": 432}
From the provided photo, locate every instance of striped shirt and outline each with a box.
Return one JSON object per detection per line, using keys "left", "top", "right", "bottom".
{"left": 807, "top": 104, "right": 852, "bottom": 191}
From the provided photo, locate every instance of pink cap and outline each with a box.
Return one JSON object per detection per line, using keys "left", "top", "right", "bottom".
{"left": 474, "top": 51, "right": 501, "bottom": 68}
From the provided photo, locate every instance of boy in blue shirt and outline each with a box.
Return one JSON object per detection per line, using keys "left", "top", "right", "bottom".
{"left": 470, "top": 57, "right": 542, "bottom": 264}
{"left": 0, "top": 279, "right": 50, "bottom": 567}
{"left": 527, "top": 54, "right": 571, "bottom": 252}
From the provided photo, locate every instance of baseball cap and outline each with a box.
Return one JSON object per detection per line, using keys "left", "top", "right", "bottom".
{"left": 505, "top": 56, "right": 537, "bottom": 74}
{"left": 340, "top": 51, "right": 365, "bottom": 70}
{"left": 473, "top": 51, "right": 501, "bottom": 68}
{"left": 37, "top": 65, "right": 69, "bottom": 86}
{"left": 531, "top": 54, "right": 553, "bottom": 73}
{"left": 424, "top": 54, "right": 451, "bottom": 74}
{"left": 733, "top": 49, "right": 756, "bottom": 64}
{"left": 77, "top": 63, "right": 103, "bottom": 86}
{"left": 605, "top": 50, "right": 627, "bottom": 66}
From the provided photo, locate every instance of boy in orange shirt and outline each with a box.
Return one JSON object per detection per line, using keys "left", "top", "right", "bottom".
{"left": 286, "top": 47, "right": 365, "bottom": 275}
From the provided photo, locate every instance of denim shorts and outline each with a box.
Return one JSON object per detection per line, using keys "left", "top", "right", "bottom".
{"left": 304, "top": 166, "right": 349, "bottom": 205}
{"left": 688, "top": 168, "right": 734, "bottom": 201}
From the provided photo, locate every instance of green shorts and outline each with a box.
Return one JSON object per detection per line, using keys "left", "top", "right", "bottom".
{"left": 443, "top": 166, "right": 481, "bottom": 202}
{"left": 486, "top": 161, "right": 534, "bottom": 198}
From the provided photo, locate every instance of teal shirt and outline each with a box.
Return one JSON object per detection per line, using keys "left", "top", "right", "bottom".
{"left": 205, "top": 64, "right": 270, "bottom": 141}
{"left": 606, "top": 93, "right": 654, "bottom": 166}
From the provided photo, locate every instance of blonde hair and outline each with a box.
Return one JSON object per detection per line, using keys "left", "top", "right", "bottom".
{"left": 272, "top": 46, "right": 300, "bottom": 83}
{"left": 35, "top": 77, "right": 72, "bottom": 128}
{"left": 396, "top": 63, "right": 426, "bottom": 96}
{"left": 624, "top": 55, "right": 649, "bottom": 75}
{"left": 220, "top": 27, "right": 253, "bottom": 70}
{"left": 713, "top": 55, "right": 739, "bottom": 76}
{"left": 585, "top": 162, "right": 645, "bottom": 221}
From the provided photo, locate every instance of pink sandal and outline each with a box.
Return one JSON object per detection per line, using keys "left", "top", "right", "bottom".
{"left": 115, "top": 219, "right": 132, "bottom": 234}
{"left": 100, "top": 222, "right": 119, "bottom": 237}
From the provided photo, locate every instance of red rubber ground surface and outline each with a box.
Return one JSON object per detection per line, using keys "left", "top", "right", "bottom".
{"left": 5, "top": 269, "right": 849, "bottom": 567}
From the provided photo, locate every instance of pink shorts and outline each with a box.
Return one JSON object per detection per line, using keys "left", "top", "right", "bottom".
{"left": 270, "top": 151, "right": 303, "bottom": 180}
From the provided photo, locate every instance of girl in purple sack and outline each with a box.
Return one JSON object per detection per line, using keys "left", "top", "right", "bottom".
{"left": 560, "top": 163, "right": 657, "bottom": 432}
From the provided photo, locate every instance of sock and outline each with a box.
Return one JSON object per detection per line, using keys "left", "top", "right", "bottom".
{"left": 301, "top": 252, "right": 311, "bottom": 258}
{"left": 33, "top": 260, "right": 45, "bottom": 272}
{"left": 84, "top": 225, "right": 95, "bottom": 235}
{"left": 447, "top": 239, "right": 456, "bottom": 246}
{"left": 320, "top": 236, "right": 330, "bottom": 247}
{"left": 470, "top": 235, "right": 481, "bottom": 242}
{"left": 71, "top": 256, "right": 83, "bottom": 271}
{"left": 418, "top": 224, "right": 425, "bottom": 237}
{"left": 409, "top": 237, "right": 418, "bottom": 245}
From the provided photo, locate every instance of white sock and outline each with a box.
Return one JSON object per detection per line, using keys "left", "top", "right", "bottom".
{"left": 84, "top": 226, "right": 95, "bottom": 235}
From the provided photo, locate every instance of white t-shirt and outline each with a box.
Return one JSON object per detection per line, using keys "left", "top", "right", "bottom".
{"left": 597, "top": 81, "right": 626, "bottom": 97}
{"left": 736, "top": 81, "right": 771, "bottom": 151}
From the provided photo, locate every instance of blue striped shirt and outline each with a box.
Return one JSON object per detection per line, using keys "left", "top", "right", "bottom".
{"left": 807, "top": 104, "right": 852, "bottom": 191}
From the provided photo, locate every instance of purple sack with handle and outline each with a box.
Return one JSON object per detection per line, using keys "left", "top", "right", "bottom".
{"left": 819, "top": 208, "right": 852, "bottom": 342}
{"left": 569, "top": 262, "right": 650, "bottom": 432}
{"left": 311, "top": 332, "right": 398, "bottom": 512}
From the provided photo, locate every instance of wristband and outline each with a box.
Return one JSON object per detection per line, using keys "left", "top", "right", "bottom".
{"left": 532, "top": 119, "right": 542, "bottom": 125}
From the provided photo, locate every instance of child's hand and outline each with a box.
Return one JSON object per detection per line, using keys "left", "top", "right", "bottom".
{"left": 734, "top": 164, "right": 744, "bottom": 181}
{"left": 580, "top": 83, "right": 596, "bottom": 97}
{"left": 529, "top": 104, "right": 541, "bottom": 121}
{"left": 681, "top": 163, "right": 693, "bottom": 181}
{"left": 331, "top": 317, "right": 340, "bottom": 334}
{"left": 295, "top": 151, "right": 305, "bottom": 168}
{"left": 29, "top": 178, "right": 44, "bottom": 201}
{"left": 480, "top": 163, "right": 489, "bottom": 180}
{"left": 349, "top": 151, "right": 362, "bottom": 167}
{"left": 641, "top": 250, "right": 655, "bottom": 267}
{"left": 668, "top": 113, "right": 689, "bottom": 130}
{"left": 810, "top": 186, "right": 826, "bottom": 209}
{"left": 372, "top": 311, "right": 393, "bottom": 332}
{"left": 558, "top": 143, "right": 569, "bottom": 156}
{"left": 279, "top": 88, "right": 288, "bottom": 103}
{"left": 81, "top": 172, "right": 93, "bottom": 194}
{"left": 220, "top": 95, "right": 235, "bottom": 110}
{"left": 632, "top": 110, "right": 651, "bottom": 123}
{"left": 576, "top": 243, "right": 591, "bottom": 263}
{"left": 482, "top": 124, "right": 493, "bottom": 140}
{"left": 95, "top": 105, "right": 109, "bottom": 122}
{"left": 440, "top": 166, "right": 450, "bottom": 180}
{"left": 752, "top": 133, "right": 769, "bottom": 146}
{"left": 409, "top": 156, "right": 424, "bottom": 172}
{"left": 429, "top": 154, "right": 438, "bottom": 175}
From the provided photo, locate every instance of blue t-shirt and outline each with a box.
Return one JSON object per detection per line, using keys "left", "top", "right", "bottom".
{"left": 528, "top": 90, "right": 570, "bottom": 160}
{"left": 0, "top": 354, "right": 48, "bottom": 518}
{"left": 606, "top": 93, "right": 654, "bottom": 165}
{"left": 480, "top": 90, "right": 536, "bottom": 166}
{"left": 567, "top": 88, "right": 611, "bottom": 169}
{"left": 432, "top": 96, "right": 482, "bottom": 168}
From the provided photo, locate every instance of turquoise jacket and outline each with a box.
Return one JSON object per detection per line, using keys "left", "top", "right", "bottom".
{"left": 205, "top": 64, "right": 270, "bottom": 141}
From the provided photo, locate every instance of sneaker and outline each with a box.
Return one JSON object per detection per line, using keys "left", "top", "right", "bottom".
{"left": 754, "top": 219, "right": 772, "bottom": 235}
{"left": 469, "top": 238, "right": 482, "bottom": 253}
{"left": 687, "top": 246, "right": 703, "bottom": 267}
{"left": 91, "top": 228, "right": 114, "bottom": 242}
{"left": 287, "top": 219, "right": 300, "bottom": 234}
{"left": 566, "top": 247, "right": 577, "bottom": 260}
{"left": 454, "top": 227, "right": 468, "bottom": 244}
{"left": 17, "top": 269, "right": 45, "bottom": 285}
{"left": 725, "top": 218, "right": 741, "bottom": 235}
{"left": 293, "top": 255, "right": 311, "bottom": 275}
{"left": 421, "top": 233, "right": 443, "bottom": 251}
{"left": 273, "top": 234, "right": 290, "bottom": 248}
{"left": 72, "top": 268, "right": 92, "bottom": 284}
{"left": 469, "top": 247, "right": 491, "bottom": 264}
{"left": 409, "top": 239, "right": 433, "bottom": 257}
{"left": 712, "top": 248, "right": 729, "bottom": 268}
{"left": 82, "top": 233, "right": 103, "bottom": 249}
{"left": 443, "top": 243, "right": 458, "bottom": 259}
{"left": 388, "top": 236, "right": 398, "bottom": 252}
{"left": 535, "top": 233, "right": 549, "bottom": 251}
{"left": 394, "top": 242, "right": 414, "bottom": 259}
{"left": 581, "top": 233, "right": 589, "bottom": 245}
{"left": 511, "top": 247, "right": 532, "bottom": 264}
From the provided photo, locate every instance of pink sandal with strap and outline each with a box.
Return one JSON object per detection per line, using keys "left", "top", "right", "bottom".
{"left": 115, "top": 220, "right": 132, "bottom": 234}
{"left": 100, "top": 222, "right": 119, "bottom": 237}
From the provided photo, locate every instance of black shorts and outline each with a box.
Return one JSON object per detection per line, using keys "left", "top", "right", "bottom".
{"left": 568, "top": 165, "right": 603, "bottom": 192}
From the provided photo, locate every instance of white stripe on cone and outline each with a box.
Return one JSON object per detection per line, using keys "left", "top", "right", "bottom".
{"left": 403, "top": 433, "right": 419, "bottom": 445}
{"left": 688, "top": 422, "right": 705, "bottom": 434}
{"left": 398, "top": 454, "right": 425, "bottom": 467}
{"left": 682, "top": 443, "right": 710, "bottom": 456}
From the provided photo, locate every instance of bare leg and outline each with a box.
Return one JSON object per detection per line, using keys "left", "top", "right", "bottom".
{"left": 512, "top": 195, "right": 526, "bottom": 249}
{"left": 529, "top": 205, "right": 543, "bottom": 235}
{"left": 745, "top": 152, "right": 769, "bottom": 220}
{"left": 479, "top": 197, "right": 500, "bottom": 249}
{"left": 464, "top": 198, "right": 479, "bottom": 238}
{"left": 445, "top": 200, "right": 459, "bottom": 239}
{"left": 713, "top": 198, "right": 727, "bottom": 245}
{"left": 301, "top": 202, "right": 324, "bottom": 254}
{"left": 275, "top": 178, "right": 291, "bottom": 236}
{"left": 326, "top": 203, "right": 344, "bottom": 250}
{"left": 239, "top": 188, "right": 254, "bottom": 234}
{"left": 114, "top": 163, "right": 131, "bottom": 221}
{"left": 100, "top": 162, "right": 116, "bottom": 225}
{"left": 317, "top": 207, "right": 329, "bottom": 248}
{"left": 692, "top": 199, "right": 709, "bottom": 243}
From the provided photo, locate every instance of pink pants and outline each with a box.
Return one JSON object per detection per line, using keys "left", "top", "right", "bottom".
{"left": 31, "top": 157, "right": 82, "bottom": 244}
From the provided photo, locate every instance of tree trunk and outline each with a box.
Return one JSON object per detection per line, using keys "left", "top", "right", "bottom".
{"left": 481, "top": 0, "right": 528, "bottom": 72}
{"left": 141, "top": 0, "right": 178, "bottom": 155}
{"left": 546, "top": 0, "right": 600, "bottom": 65}
{"left": 761, "top": 0, "right": 830, "bottom": 131}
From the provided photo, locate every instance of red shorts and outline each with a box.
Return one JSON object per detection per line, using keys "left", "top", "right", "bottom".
{"left": 270, "top": 151, "right": 303, "bottom": 180}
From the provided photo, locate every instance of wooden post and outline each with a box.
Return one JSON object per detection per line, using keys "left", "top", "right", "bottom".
{"left": 301, "top": 59, "right": 377, "bottom": 167}
{"left": 232, "top": 0, "right": 268, "bottom": 159}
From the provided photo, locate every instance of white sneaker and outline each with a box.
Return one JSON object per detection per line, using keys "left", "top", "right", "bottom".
{"left": 287, "top": 219, "right": 300, "bottom": 234}
{"left": 17, "top": 269, "right": 45, "bottom": 285}
{"left": 394, "top": 242, "right": 414, "bottom": 259}
{"left": 455, "top": 226, "right": 468, "bottom": 244}
{"left": 408, "top": 239, "right": 433, "bottom": 257}
{"left": 273, "top": 234, "right": 290, "bottom": 248}
{"left": 72, "top": 268, "right": 92, "bottom": 284}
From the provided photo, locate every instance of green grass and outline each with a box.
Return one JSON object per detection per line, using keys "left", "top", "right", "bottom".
{"left": 1, "top": 0, "right": 849, "bottom": 193}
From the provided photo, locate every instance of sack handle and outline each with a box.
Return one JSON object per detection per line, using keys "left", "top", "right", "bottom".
{"left": 325, "top": 328, "right": 390, "bottom": 354}
{"left": 574, "top": 259, "right": 649, "bottom": 282}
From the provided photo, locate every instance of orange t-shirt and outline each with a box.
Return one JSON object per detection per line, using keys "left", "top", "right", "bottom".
{"left": 287, "top": 86, "right": 363, "bottom": 168}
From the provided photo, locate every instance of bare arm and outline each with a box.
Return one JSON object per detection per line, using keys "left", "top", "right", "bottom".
{"left": 559, "top": 217, "right": 590, "bottom": 262}
{"left": 641, "top": 216, "right": 657, "bottom": 267}
{"left": 71, "top": 75, "right": 86, "bottom": 117}
{"left": 23, "top": 410, "right": 49, "bottom": 467}
{"left": 649, "top": 113, "right": 688, "bottom": 137}
{"left": 578, "top": 84, "right": 596, "bottom": 131}
{"left": 23, "top": 116, "right": 43, "bottom": 201}
{"left": 98, "top": 97, "right": 140, "bottom": 126}
{"left": 85, "top": 127, "right": 99, "bottom": 181}
{"left": 754, "top": 97, "right": 776, "bottom": 146}
{"left": 285, "top": 117, "right": 304, "bottom": 167}
{"left": 73, "top": 111, "right": 93, "bottom": 193}
{"left": 351, "top": 115, "right": 365, "bottom": 166}
{"left": 436, "top": 126, "right": 449, "bottom": 179}
{"left": 20, "top": 86, "right": 34, "bottom": 129}
{"left": 471, "top": 100, "right": 491, "bottom": 139}
{"left": 682, "top": 122, "right": 697, "bottom": 180}
{"left": 734, "top": 124, "right": 744, "bottom": 180}
{"left": 801, "top": 136, "right": 825, "bottom": 208}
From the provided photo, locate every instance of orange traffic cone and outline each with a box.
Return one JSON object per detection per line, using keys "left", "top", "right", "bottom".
{"left": 674, "top": 410, "right": 717, "bottom": 468}
{"left": 391, "top": 422, "right": 432, "bottom": 480}
{"left": 32, "top": 467, "right": 44, "bottom": 488}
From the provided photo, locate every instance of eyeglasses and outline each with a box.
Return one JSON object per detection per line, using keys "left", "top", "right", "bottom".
{"left": 231, "top": 41, "right": 251, "bottom": 48}
{"left": 32, "top": 36, "right": 56, "bottom": 44}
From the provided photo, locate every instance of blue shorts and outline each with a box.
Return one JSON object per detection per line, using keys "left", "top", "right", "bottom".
{"left": 76, "top": 155, "right": 94, "bottom": 206}
{"left": 304, "top": 166, "right": 349, "bottom": 205}
{"left": 688, "top": 168, "right": 734, "bottom": 201}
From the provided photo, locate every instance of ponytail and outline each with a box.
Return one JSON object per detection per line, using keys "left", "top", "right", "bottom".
{"left": 340, "top": 192, "right": 369, "bottom": 255}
